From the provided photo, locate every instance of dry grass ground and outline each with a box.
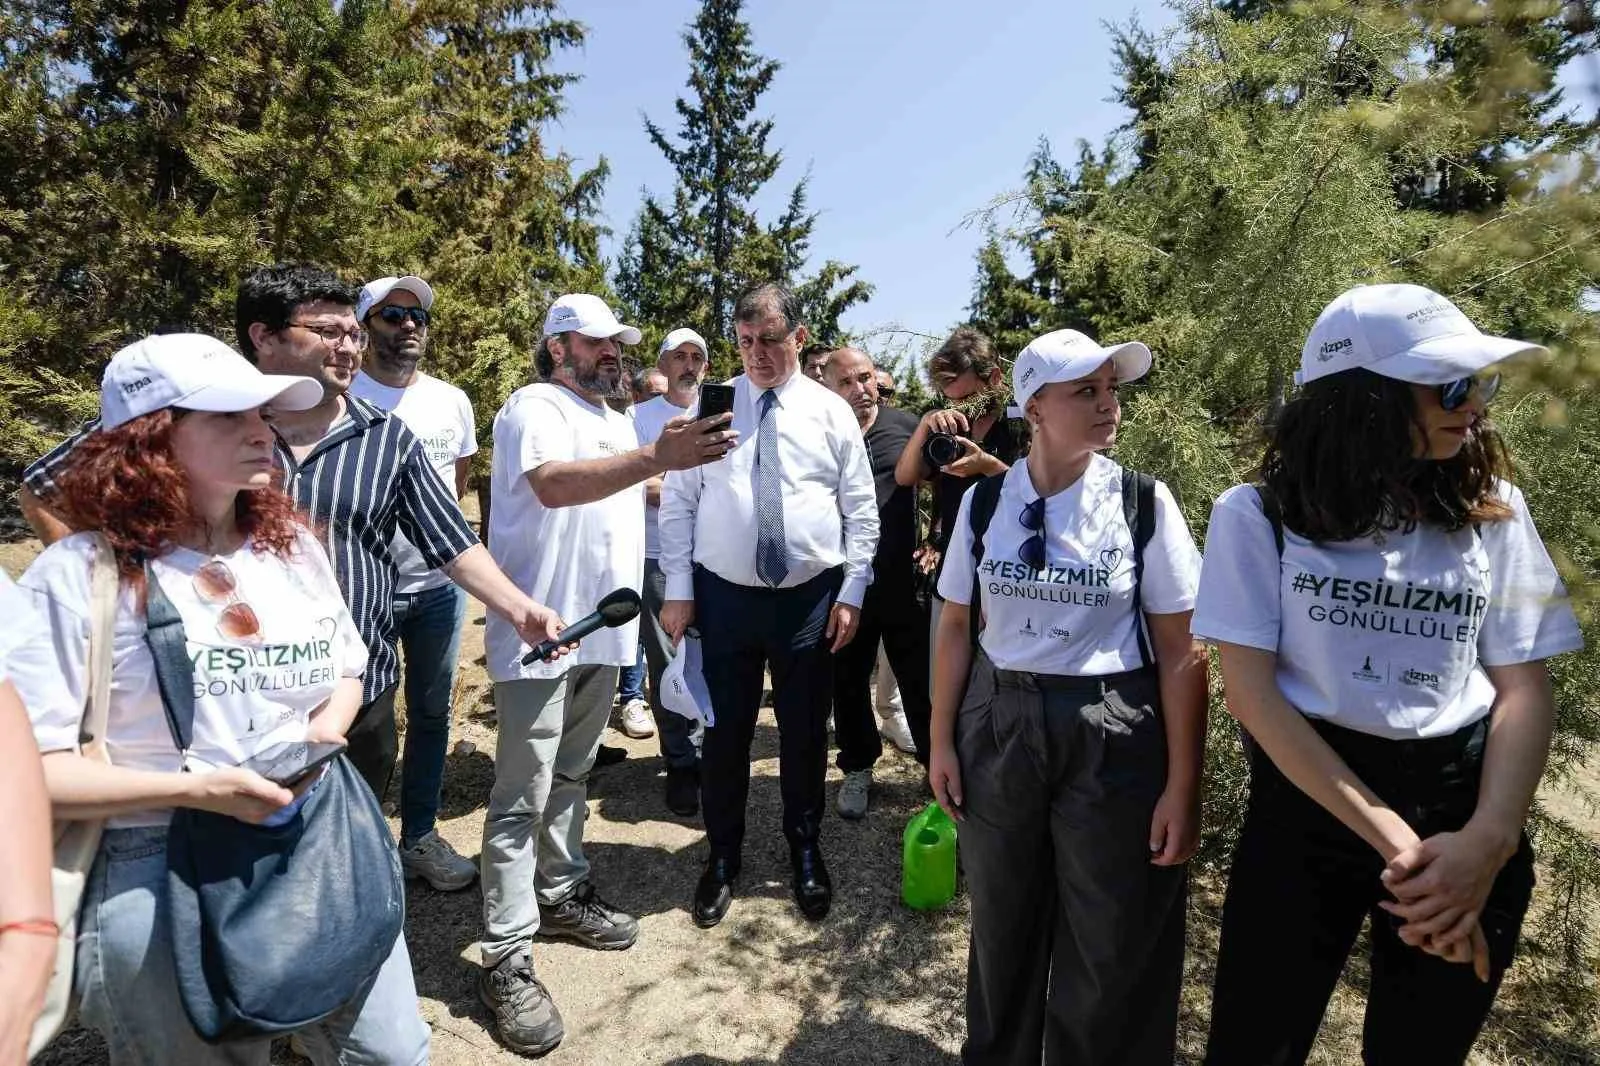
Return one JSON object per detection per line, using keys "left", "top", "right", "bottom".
{"left": 6, "top": 531, "right": 1596, "bottom": 1066}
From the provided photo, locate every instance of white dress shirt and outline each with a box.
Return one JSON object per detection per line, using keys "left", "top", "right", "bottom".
{"left": 660, "top": 372, "right": 879, "bottom": 606}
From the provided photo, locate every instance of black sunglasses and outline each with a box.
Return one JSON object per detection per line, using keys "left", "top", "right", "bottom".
{"left": 372, "top": 305, "right": 430, "bottom": 328}
{"left": 1018, "top": 496, "right": 1047, "bottom": 570}
{"left": 1438, "top": 373, "right": 1499, "bottom": 412}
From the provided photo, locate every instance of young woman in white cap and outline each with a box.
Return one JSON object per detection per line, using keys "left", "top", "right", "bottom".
{"left": 1194, "top": 284, "right": 1583, "bottom": 1065}
{"left": 928, "top": 329, "right": 1208, "bottom": 1066}
{"left": 17, "top": 334, "right": 432, "bottom": 1063}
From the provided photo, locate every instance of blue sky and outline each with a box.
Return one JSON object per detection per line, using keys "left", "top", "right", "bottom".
{"left": 547, "top": 0, "right": 1174, "bottom": 345}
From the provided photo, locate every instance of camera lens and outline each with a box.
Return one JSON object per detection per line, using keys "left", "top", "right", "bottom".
{"left": 923, "top": 432, "right": 963, "bottom": 468}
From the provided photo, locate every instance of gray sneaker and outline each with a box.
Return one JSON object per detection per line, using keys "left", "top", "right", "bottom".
{"left": 400, "top": 830, "right": 477, "bottom": 891}
{"left": 837, "top": 769, "right": 872, "bottom": 821}
{"left": 537, "top": 881, "right": 639, "bottom": 950}
{"left": 478, "top": 948, "right": 564, "bottom": 1058}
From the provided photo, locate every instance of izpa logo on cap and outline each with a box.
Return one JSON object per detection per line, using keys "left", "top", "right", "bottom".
{"left": 1019, "top": 365, "right": 1037, "bottom": 386}
{"left": 550, "top": 305, "right": 578, "bottom": 323}
{"left": 121, "top": 375, "right": 154, "bottom": 396}
{"left": 1317, "top": 338, "right": 1353, "bottom": 361}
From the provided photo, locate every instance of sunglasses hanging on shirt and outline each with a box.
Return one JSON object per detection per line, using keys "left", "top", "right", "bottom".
{"left": 1018, "top": 496, "right": 1047, "bottom": 570}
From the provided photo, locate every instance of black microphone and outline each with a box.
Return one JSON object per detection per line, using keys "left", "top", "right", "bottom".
{"left": 520, "top": 588, "right": 642, "bottom": 665}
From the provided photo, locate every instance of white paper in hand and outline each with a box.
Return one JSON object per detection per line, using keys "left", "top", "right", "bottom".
{"left": 661, "top": 635, "right": 713, "bottom": 727}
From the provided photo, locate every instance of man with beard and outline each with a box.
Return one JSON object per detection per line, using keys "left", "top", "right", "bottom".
{"left": 823, "top": 348, "right": 930, "bottom": 820}
{"left": 630, "top": 327, "right": 711, "bottom": 814}
{"left": 478, "top": 294, "right": 736, "bottom": 1058}
{"left": 348, "top": 274, "right": 481, "bottom": 892}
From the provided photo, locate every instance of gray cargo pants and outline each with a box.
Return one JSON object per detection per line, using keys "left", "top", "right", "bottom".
{"left": 956, "top": 652, "right": 1186, "bottom": 1066}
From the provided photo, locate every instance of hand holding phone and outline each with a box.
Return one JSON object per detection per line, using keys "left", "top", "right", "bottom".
{"left": 696, "top": 383, "right": 735, "bottom": 425}
{"left": 235, "top": 739, "right": 348, "bottom": 788}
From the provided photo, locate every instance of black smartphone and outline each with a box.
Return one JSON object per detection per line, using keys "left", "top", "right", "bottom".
{"left": 237, "top": 740, "right": 347, "bottom": 787}
{"left": 697, "top": 383, "right": 736, "bottom": 428}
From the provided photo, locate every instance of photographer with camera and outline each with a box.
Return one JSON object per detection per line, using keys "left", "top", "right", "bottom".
{"left": 893, "top": 327, "right": 1028, "bottom": 685}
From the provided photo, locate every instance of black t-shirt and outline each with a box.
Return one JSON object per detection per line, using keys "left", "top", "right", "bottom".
{"left": 863, "top": 406, "right": 919, "bottom": 581}
{"left": 931, "top": 412, "right": 1027, "bottom": 591}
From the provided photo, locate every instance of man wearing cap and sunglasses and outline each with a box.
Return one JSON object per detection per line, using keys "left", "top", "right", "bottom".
{"left": 477, "top": 295, "right": 736, "bottom": 1059}
{"left": 631, "top": 326, "right": 714, "bottom": 816}
{"left": 349, "top": 274, "right": 484, "bottom": 893}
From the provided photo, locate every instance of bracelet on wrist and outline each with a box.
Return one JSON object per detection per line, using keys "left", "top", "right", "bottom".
{"left": 0, "top": 918, "right": 59, "bottom": 938}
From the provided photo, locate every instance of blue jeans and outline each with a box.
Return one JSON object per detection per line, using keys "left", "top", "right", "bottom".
{"left": 394, "top": 583, "right": 467, "bottom": 846}
{"left": 617, "top": 644, "right": 646, "bottom": 703}
{"left": 74, "top": 826, "right": 429, "bottom": 1065}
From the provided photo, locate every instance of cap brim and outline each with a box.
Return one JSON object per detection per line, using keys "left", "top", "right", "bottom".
{"left": 181, "top": 374, "right": 325, "bottom": 416}
{"left": 1375, "top": 333, "right": 1544, "bottom": 385}
{"left": 1104, "top": 341, "right": 1153, "bottom": 384}
{"left": 576, "top": 323, "right": 643, "bottom": 345}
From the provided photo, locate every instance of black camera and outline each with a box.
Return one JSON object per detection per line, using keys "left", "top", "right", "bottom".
{"left": 923, "top": 432, "right": 966, "bottom": 468}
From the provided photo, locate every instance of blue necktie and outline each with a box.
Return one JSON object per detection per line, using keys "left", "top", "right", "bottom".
{"left": 754, "top": 389, "right": 789, "bottom": 587}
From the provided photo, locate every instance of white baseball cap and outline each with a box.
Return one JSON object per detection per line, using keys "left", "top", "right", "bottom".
{"left": 660, "top": 635, "right": 713, "bottom": 727}
{"left": 357, "top": 275, "right": 434, "bottom": 321}
{"left": 543, "top": 294, "right": 642, "bottom": 346}
{"left": 1012, "top": 329, "right": 1152, "bottom": 409}
{"left": 658, "top": 327, "right": 709, "bottom": 357}
{"left": 1298, "top": 283, "right": 1544, "bottom": 387}
{"left": 100, "top": 333, "right": 324, "bottom": 430}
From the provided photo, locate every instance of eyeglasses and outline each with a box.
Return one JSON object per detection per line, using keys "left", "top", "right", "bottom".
{"left": 878, "top": 385, "right": 897, "bottom": 399}
{"left": 1439, "top": 373, "right": 1500, "bottom": 412}
{"left": 1018, "top": 496, "right": 1047, "bottom": 570}
{"left": 286, "top": 321, "right": 368, "bottom": 350}
{"left": 192, "top": 560, "right": 261, "bottom": 641}
{"left": 371, "top": 305, "right": 430, "bottom": 329}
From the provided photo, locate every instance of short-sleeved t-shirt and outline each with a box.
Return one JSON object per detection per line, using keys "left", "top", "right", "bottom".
{"left": 1192, "top": 482, "right": 1583, "bottom": 740}
{"left": 19, "top": 529, "right": 368, "bottom": 828}
{"left": 937, "top": 453, "right": 1201, "bottom": 675}
{"left": 630, "top": 394, "right": 691, "bottom": 560}
{"left": 349, "top": 370, "right": 478, "bottom": 594}
{"left": 486, "top": 382, "right": 644, "bottom": 681}
{"left": 864, "top": 406, "right": 920, "bottom": 580}
{"left": 0, "top": 570, "right": 77, "bottom": 724}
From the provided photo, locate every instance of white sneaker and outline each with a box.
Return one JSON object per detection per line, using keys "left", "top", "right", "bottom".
{"left": 619, "top": 698, "right": 655, "bottom": 739}
{"left": 837, "top": 769, "right": 872, "bottom": 821}
{"left": 878, "top": 710, "right": 917, "bottom": 755}
{"left": 400, "top": 830, "right": 477, "bottom": 891}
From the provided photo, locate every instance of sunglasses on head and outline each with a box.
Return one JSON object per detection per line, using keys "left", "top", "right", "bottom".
{"left": 1439, "top": 373, "right": 1500, "bottom": 412}
{"left": 372, "top": 305, "right": 430, "bottom": 328}
{"left": 1018, "top": 496, "right": 1047, "bottom": 571}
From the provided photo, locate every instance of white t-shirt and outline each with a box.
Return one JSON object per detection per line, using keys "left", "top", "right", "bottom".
{"left": 630, "top": 394, "right": 690, "bottom": 560}
{"left": 19, "top": 529, "right": 368, "bottom": 828}
{"left": 0, "top": 570, "right": 78, "bottom": 724}
{"left": 936, "top": 453, "right": 1201, "bottom": 675}
{"left": 350, "top": 370, "right": 478, "bottom": 594}
{"left": 1192, "top": 482, "right": 1583, "bottom": 739}
{"left": 486, "top": 382, "right": 644, "bottom": 681}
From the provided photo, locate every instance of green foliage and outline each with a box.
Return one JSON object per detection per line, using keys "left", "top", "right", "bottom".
{"left": 968, "top": 0, "right": 1600, "bottom": 1027}
{"left": 0, "top": 0, "right": 608, "bottom": 476}
{"left": 613, "top": 0, "right": 872, "bottom": 377}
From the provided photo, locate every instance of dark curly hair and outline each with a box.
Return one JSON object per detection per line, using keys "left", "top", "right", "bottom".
{"left": 1259, "top": 368, "right": 1513, "bottom": 541}
{"left": 52, "top": 410, "right": 307, "bottom": 586}
{"left": 235, "top": 262, "right": 357, "bottom": 363}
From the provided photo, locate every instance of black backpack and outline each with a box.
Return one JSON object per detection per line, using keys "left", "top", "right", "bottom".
{"left": 967, "top": 467, "right": 1159, "bottom": 668}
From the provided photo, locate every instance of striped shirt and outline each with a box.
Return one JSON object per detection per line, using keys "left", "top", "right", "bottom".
{"left": 21, "top": 399, "right": 479, "bottom": 704}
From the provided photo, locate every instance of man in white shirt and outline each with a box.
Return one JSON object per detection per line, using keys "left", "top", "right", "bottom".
{"left": 478, "top": 294, "right": 735, "bottom": 1058}
{"left": 660, "top": 283, "right": 880, "bottom": 929}
{"left": 349, "top": 274, "right": 480, "bottom": 894}
{"left": 611, "top": 363, "right": 671, "bottom": 741}
{"left": 631, "top": 327, "right": 712, "bottom": 816}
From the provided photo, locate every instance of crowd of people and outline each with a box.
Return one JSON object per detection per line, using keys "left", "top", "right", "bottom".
{"left": 0, "top": 264, "right": 1583, "bottom": 1066}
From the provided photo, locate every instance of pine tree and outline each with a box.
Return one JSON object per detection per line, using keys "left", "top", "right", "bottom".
{"left": 615, "top": 0, "right": 871, "bottom": 373}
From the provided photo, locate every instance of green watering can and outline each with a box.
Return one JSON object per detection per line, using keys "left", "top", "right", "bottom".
{"left": 901, "top": 802, "right": 958, "bottom": 911}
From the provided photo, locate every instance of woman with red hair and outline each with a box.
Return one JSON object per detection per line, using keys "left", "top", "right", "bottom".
{"left": 18, "top": 334, "right": 429, "bottom": 1064}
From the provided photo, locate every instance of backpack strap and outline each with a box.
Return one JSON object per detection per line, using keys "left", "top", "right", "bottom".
{"left": 966, "top": 474, "right": 1006, "bottom": 650}
{"left": 1254, "top": 483, "right": 1286, "bottom": 557}
{"left": 143, "top": 564, "right": 197, "bottom": 762}
{"left": 1121, "top": 468, "right": 1158, "bottom": 669}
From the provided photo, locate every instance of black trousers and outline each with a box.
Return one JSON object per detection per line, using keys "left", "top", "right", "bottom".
{"left": 345, "top": 684, "right": 399, "bottom": 803}
{"left": 833, "top": 572, "right": 932, "bottom": 769}
{"left": 1204, "top": 718, "right": 1536, "bottom": 1066}
{"left": 695, "top": 564, "right": 842, "bottom": 861}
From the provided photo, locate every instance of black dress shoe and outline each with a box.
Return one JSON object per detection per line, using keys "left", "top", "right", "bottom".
{"left": 693, "top": 857, "right": 738, "bottom": 928}
{"left": 789, "top": 843, "right": 832, "bottom": 920}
